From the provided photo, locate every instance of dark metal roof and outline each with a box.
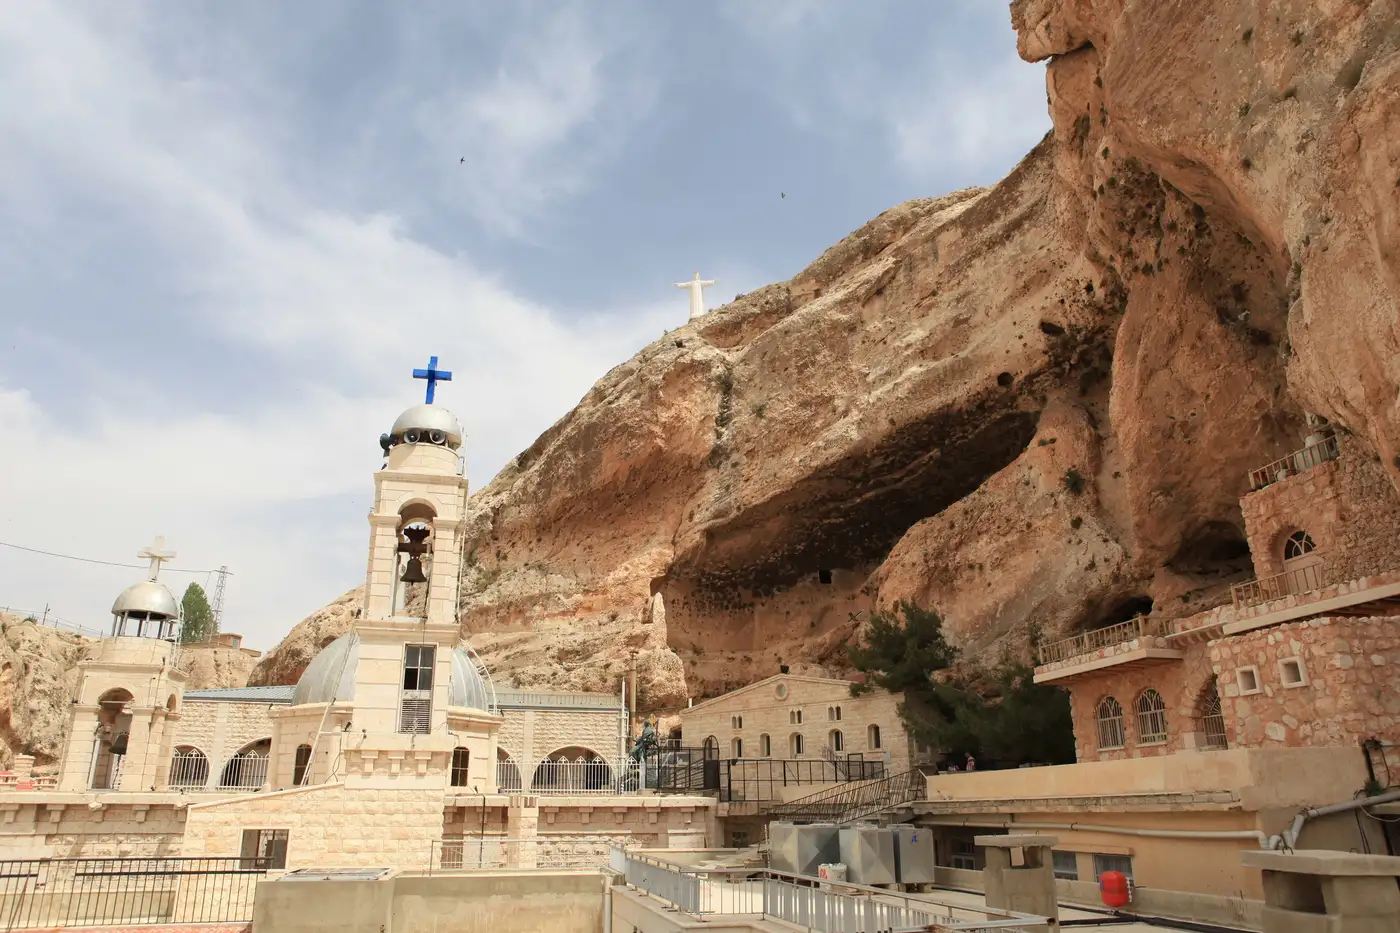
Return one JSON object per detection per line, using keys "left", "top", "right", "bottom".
{"left": 182, "top": 685, "right": 296, "bottom": 703}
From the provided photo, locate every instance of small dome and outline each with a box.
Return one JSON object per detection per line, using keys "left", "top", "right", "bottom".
{"left": 390, "top": 404, "right": 463, "bottom": 449}
{"left": 111, "top": 581, "right": 179, "bottom": 619}
{"left": 449, "top": 644, "right": 494, "bottom": 711}
{"left": 292, "top": 631, "right": 360, "bottom": 706}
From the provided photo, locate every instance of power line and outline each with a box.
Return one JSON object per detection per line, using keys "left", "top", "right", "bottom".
{"left": 0, "top": 540, "right": 231, "bottom": 575}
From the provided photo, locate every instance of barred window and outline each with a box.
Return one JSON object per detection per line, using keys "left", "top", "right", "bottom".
{"left": 1134, "top": 689, "right": 1168, "bottom": 744}
{"left": 1096, "top": 696, "right": 1126, "bottom": 749}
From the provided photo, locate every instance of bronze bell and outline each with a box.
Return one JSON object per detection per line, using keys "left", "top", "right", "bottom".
{"left": 400, "top": 556, "right": 428, "bottom": 584}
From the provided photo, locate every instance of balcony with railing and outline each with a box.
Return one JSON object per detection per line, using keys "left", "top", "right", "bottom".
{"left": 1248, "top": 435, "right": 1340, "bottom": 491}
{"left": 1033, "top": 615, "right": 1183, "bottom": 685}
{"left": 1231, "top": 563, "right": 1326, "bottom": 610}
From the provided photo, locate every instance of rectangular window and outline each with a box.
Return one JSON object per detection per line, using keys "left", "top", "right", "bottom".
{"left": 450, "top": 748, "right": 470, "bottom": 787}
{"left": 1093, "top": 853, "right": 1133, "bottom": 881}
{"left": 402, "top": 645, "right": 436, "bottom": 690}
{"left": 1052, "top": 850, "right": 1079, "bottom": 881}
{"left": 951, "top": 838, "right": 977, "bottom": 871}
{"left": 759, "top": 734, "right": 771, "bottom": 757}
{"left": 240, "top": 828, "right": 288, "bottom": 870}
{"left": 400, "top": 644, "right": 436, "bottom": 734}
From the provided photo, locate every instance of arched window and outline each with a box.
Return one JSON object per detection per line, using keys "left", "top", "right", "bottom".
{"left": 1134, "top": 690, "right": 1168, "bottom": 744}
{"left": 1096, "top": 697, "right": 1126, "bottom": 750}
{"left": 834, "top": 706, "right": 841, "bottom": 721}
{"left": 790, "top": 733, "right": 804, "bottom": 757}
{"left": 731, "top": 737, "right": 743, "bottom": 758}
{"left": 292, "top": 744, "right": 313, "bottom": 786}
{"left": 450, "top": 747, "right": 470, "bottom": 787}
{"left": 169, "top": 746, "right": 208, "bottom": 788}
{"left": 219, "top": 738, "right": 271, "bottom": 789}
{"left": 703, "top": 736, "right": 719, "bottom": 759}
{"left": 1283, "top": 530, "right": 1316, "bottom": 561}
{"left": 828, "top": 729, "right": 844, "bottom": 753}
{"left": 759, "top": 734, "right": 771, "bottom": 757}
{"left": 789, "top": 709, "right": 803, "bottom": 725}
{"left": 496, "top": 747, "right": 522, "bottom": 793}
{"left": 730, "top": 715, "right": 743, "bottom": 729}
{"left": 827, "top": 706, "right": 835, "bottom": 720}
{"left": 1195, "top": 679, "right": 1228, "bottom": 750}
{"left": 867, "top": 724, "right": 881, "bottom": 750}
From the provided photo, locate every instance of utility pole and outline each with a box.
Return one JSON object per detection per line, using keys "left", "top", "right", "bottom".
{"left": 210, "top": 566, "right": 229, "bottom": 634}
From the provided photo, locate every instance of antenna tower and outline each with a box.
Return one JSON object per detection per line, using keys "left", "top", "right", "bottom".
{"left": 210, "top": 565, "right": 230, "bottom": 634}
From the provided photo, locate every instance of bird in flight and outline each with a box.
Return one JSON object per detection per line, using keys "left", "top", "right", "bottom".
{"left": 459, "top": 157, "right": 466, "bottom": 164}
{"left": 781, "top": 192, "right": 786, "bottom": 198}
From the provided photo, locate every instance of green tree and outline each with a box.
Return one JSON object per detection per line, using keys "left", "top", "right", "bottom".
{"left": 847, "top": 602, "right": 1075, "bottom": 767}
{"left": 180, "top": 583, "right": 215, "bottom": 644}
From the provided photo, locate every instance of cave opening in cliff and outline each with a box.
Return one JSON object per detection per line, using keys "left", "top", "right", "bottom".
{"left": 1091, "top": 596, "right": 1155, "bottom": 630}
{"left": 1168, "top": 521, "right": 1253, "bottom": 578}
{"left": 666, "top": 405, "right": 1042, "bottom": 631}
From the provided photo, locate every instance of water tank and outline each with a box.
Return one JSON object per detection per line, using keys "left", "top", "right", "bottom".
{"left": 1100, "top": 870, "right": 1132, "bottom": 908}
{"left": 839, "top": 823, "right": 897, "bottom": 885}
{"left": 892, "top": 824, "right": 936, "bottom": 884}
{"left": 770, "top": 822, "right": 840, "bottom": 877}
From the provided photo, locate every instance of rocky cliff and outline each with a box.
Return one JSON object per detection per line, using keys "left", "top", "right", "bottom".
{"left": 0, "top": 612, "right": 264, "bottom": 764}
{"left": 257, "top": 0, "right": 1400, "bottom": 711}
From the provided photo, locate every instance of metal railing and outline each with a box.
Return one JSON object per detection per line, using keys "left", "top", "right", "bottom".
{"left": 0, "top": 857, "right": 266, "bottom": 929}
{"left": 216, "top": 751, "right": 268, "bottom": 790}
{"left": 1248, "top": 435, "right": 1340, "bottom": 490}
{"left": 615, "top": 849, "right": 1049, "bottom": 932}
{"left": 428, "top": 835, "right": 628, "bottom": 872}
{"left": 722, "top": 757, "right": 886, "bottom": 804}
{"left": 494, "top": 757, "right": 645, "bottom": 795}
{"left": 1035, "top": 615, "right": 1165, "bottom": 666}
{"left": 493, "top": 689, "right": 623, "bottom": 710}
{"left": 1231, "top": 563, "right": 1326, "bottom": 610}
{"left": 764, "top": 768, "right": 926, "bottom": 824}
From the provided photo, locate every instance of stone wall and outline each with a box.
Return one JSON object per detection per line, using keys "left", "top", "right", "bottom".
{"left": 0, "top": 801, "right": 186, "bottom": 857}
{"left": 1210, "top": 615, "right": 1400, "bottom": 771}
{"left": 181, "top": 782, "right": 446, "bottom": 870}
{"left": 496, "top": 707, "right": 623, "bottom": 768}
{"left": 1064, "top": 643, "right": 1220, "bottom": 761}
{"left": 679, "top": 674, "right": 911, "bottom": 771}
{"left": 440, "top": 797, "right": 713, "bottom": 850}
{"left": 1240, "top": 444, "right": 1400, "bottom": 583}
{"left": 172, "top": 700, "right": 276, "bottom": 786}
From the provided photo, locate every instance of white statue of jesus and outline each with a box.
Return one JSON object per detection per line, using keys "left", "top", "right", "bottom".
{"left": 674, "top": 271, "right": 716, "bottom": 320}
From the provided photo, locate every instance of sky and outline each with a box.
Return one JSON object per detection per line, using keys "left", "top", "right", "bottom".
{"left": 0, "top": 1, "right": 1051, "bottom": 649}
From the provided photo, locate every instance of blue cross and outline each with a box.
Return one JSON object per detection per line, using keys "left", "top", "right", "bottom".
{"left": 412, "top": 355, "right": 453, "bottom": 404}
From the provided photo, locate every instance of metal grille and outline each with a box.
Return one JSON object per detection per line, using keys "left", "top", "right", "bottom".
{"left": 218, "top": 751, "right": 268, "bottom": 789}
{"left": 168, "top": 748, "right": 209, "bottom": 788}
{"left": 0, "top": 857, "right": 266, "bottom": 928}
{"left": 1198, "top": 680, "right": 1228, "bottom": 750}
{"left": 398, "top": 696, "right": 431, "bottom": 734}
{"left": 1134, "top": 690, "right": 1168, "bottom": 744}
{"left": 1096, "top": 697, "right": 1126, "bottom": 749}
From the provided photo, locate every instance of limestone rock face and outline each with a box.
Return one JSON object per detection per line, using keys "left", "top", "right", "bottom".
{"left": 0, "top": 616, "right": 87, "bottom": 766}
{"left": 179, "top": 644, "right": 260, "bottom": 692}
{"left": 246, "top": 588, "right": 361, "bottom": 688}
{"left": 260, "top": 0, "right": 1399, "bottom": 709}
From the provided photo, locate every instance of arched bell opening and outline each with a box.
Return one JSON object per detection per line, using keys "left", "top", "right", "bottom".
{"left": 89, "top": 688, "right": 135, "bottom": 791}
{"left": 394, "top": 501, "right": 437, "bottom": 617}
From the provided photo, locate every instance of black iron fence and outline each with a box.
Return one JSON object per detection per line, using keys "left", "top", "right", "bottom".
{"left": 719, "top": 757, "right": 886, "bottom": 803}
{"left": 637, "top": 748, "right": 886, "bottom": 803}
{"left": 0, "top": 857, "right": 266, "bottom": 930}
{"left": 764, "top": 767, "right": 926, "bottom": 824}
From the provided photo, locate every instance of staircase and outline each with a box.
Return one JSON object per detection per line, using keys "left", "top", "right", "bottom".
{"left": 763, "top": 768, "right": 926, "bottom": 825}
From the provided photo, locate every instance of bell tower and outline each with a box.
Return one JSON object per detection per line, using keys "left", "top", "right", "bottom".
{"left": 336, "top": 354, "right": 484, "bottom": 784}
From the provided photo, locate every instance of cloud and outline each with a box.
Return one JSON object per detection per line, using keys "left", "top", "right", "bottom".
{"left": 415, "top": 4, "right": 657, "bottom": 236}
{"left": 0, "top": 2, "right": 667, "bottom": 645}
{"left": 717, "top": 0, "right": 1049, "bottom": 183}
